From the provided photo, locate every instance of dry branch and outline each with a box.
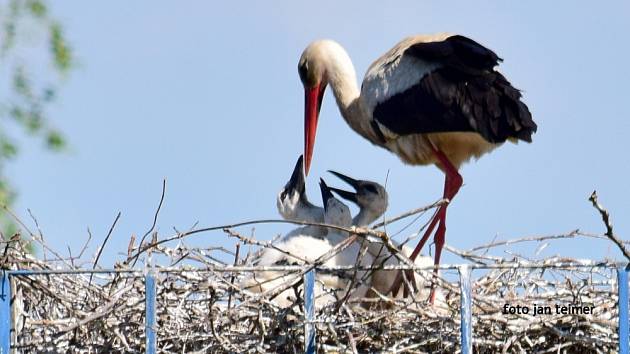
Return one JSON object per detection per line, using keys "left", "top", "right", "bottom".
{"left": 0, "top": 194, "right": 626, "bottom": 353}
{"left": 589, "top": 190, "right": 630, "bottom": 262}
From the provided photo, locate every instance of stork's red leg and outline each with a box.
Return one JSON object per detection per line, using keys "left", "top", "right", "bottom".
{"left": 390, "top": 207, "right": 441, "bottom": 297}
{"left": 428, "top": 211, "right": 447, "bottom": 302}
{"left": 388, "top": 146, "right": 462, "bottom": 303}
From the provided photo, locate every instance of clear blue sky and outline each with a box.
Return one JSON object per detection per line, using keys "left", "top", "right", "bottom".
{"left": 8, "top": 1, "right": 630, "bottom": 267}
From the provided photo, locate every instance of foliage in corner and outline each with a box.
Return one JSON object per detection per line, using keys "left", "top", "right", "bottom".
{"left": 0, "top": 0, "right": 74, "bottom": 241}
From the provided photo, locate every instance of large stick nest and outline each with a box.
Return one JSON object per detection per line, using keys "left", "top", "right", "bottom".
{"left": 0, "top": 191, "right": 626, "bottom": 353}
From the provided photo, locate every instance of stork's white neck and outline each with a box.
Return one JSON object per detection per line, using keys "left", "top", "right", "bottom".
{"left": 318, "top": 41, "right": 378, "bottom": 144}
{"left": 322, "top": 44, "right": 359, "bottom": 111}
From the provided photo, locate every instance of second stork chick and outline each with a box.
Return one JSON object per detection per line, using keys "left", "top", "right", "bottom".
{"left": 327, "top": 171, "right": 445, "bottom": 307}
{"left": 319, "top": 178, "right": 375, "bottom": 302}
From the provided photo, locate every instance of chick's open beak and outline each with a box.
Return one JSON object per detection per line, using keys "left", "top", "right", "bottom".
{"left": 319, "top": 178, "right": 334, "bottom": 212}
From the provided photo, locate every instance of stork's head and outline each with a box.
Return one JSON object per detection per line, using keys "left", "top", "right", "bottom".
{"left": 298, "top": 40, "right": 354, "bottom": 175}
{"left": 327, "top": 171, "right": 389, "bottom": 218}
{"left": 276, "top": 155, "right": 307, "bottom": 219}
{"left": 319, "top": 178, "right": 352, "bottom": 228}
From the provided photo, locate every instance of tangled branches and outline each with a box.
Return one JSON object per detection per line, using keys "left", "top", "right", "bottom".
{"left": 0, "top": 190, "right": 627, "bottom": 353}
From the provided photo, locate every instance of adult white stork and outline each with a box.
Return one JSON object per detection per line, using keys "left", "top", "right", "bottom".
{"left": 298, "top": 33, "right": 537, "bottom": 299}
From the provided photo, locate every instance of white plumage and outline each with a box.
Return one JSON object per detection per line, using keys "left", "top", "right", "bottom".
{"left": 247, "top": 154, "right": 448, "bottom": 309}
{"left": 244, "top": 235, "right": 339, "bottom": 308}
{"left": 326, "top": 170, "right": 445, "bottom": 309}
{"left": 363, "top": 50, "right": 441, "bottom": 114}
{"left": 242, "top": 160, "right": 374, "bottom": 308}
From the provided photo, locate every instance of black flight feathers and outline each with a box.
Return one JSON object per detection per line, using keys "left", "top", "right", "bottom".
{"left": 404, "top": 35, "right": 502, "bottom": 74}
{"left": 373, "top": 35, "right": 537, "bottom": 144}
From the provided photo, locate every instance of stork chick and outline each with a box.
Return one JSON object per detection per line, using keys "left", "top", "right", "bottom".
{"left": 241, "top": 172, "right": 373, "bottom": 308}
{"left": 244, "top": 235, "right": 340, "bottom": 308}
{"left": 327, "top": 171, "right": 442, "bottom": 305}
{"left": 319, "top": 178, "right": 374, "bottom": 301}
{"left": 277, "top": 155, "right": 323, "bottom": 224}
{"left": 327, "top": 170, "right": 388, "bottom": 227}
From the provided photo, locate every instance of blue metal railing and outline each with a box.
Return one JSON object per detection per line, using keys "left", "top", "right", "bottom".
{"left": 0, "top": 264, "right": 628, "bottom": 354}
{"left": 1, "top": 271, "right": 10, "bottom": 354}
{"left": 458, "top": 265, "right": 472, "bottom": 354}
{"left": 619, "top": 266, "right": 629, "bottom": 354}
{"left": 304, "top": 269, "right": 316, "bottom": 354}
{"left": 145, "top": 269, "right": 157, "bottom": 354}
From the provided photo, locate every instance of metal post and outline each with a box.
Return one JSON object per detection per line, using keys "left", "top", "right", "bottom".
{"left": 145, "top": 269, "right": 157, "bottom": 354}
{"left": 459, "top": 265, "right": 472, "bottom": 354}
{"left": 618, "top": 266, "right": 629, "bottom": 354}
{"left": 304, "top": 269, "right": 316, "bottom": 354}
{"left": 0, "top": 271, "right": 10, "bottom": 354}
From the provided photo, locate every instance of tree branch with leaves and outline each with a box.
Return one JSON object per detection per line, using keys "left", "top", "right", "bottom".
{"left": 0, "top": 0, "right": 74, "bottom": 241}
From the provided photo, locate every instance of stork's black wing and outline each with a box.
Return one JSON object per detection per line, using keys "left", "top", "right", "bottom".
{"left": 373, "top": 35, "right": 537, "bottom": 143}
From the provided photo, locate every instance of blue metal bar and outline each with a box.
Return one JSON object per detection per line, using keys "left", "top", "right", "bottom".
{"left": 459, "top": 265, "right": 472, "bottom": 354}
{"left": 304, "top": 269, "right": 316, "bottom": 354}
{"left": 145, "top": 270, "right": 157, "bottom": 354}
{"left": 0, "top": 271, "right": 10, "bottom": 354}
{"left": 619, "top": 266, "right": 629, "bottom": 354}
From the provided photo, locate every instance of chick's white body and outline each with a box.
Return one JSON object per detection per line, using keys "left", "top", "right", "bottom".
{"left": 243, "top": 178, "right": 374, "bottom": 308}
{"left": 243, "top": 235, "right": 339, "bottom": 308}
{"left": 322, "top": 195, "right": 375, "bottom": 302}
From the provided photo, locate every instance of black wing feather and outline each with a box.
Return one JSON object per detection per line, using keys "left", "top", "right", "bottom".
{"left": 373, "top": 35, "right": 536, "bottom": 143}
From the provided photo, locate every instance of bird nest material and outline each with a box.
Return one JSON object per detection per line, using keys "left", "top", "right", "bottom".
{"left": 0, "top": 191, "right": 627, "bottom": 353}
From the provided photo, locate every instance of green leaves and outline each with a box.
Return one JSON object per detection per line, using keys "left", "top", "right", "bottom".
{"left": 1, "top": 0, "right": 72, "bottom": 153}
{"left": 0, "top": 0, "right": 74, "bottom": 242}
{"left": 50, "top": 22, "right": 72, "bottom": 73}
{"left": 27, "top": 0, "right": 47, "bottom": 18}
{"left": 1, "top": 140, "right": 18, "bottom": 160}
{"left": 46, "top": 130, "right": 64, "bottom": 150}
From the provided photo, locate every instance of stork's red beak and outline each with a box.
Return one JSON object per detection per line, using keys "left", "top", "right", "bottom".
{"left": 304, "top": 84, "right": 326, "bottom": 175}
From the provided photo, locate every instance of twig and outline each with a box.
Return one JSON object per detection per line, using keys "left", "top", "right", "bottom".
{"left": 129, "top": 219, "right": 416, "bottom": 269}
{"left": 2, "top": 205, "right": 35, "bottom": 236}
{"left": 3, "top": 225, "right": 623, "bottom": 353}
{"left": 588, "top": 191, "right": 630, "bottom": 262}
{"left": 82, "top": 212, "right": 121, "bottom": 310}
{"left": 132, "top": 179, "right": 166, "bottom": 267}
{"left": 2, "top": 205, "right": 73, "bottom": 268}
{"left": 372, "top": 198, "right": 447, "bottom": 229}
{"left": 91, "top": 212, "right": 122, "bottom": 272}
{"left": 79, "top": 228, "right": 93, "bottom": 259}
{"left": 2, "top": 186, "right": 626, "bottom": 353}
{"left": 127, "top": 200, "right": 442, "bottom": 265}
{"left": 27, "top": 209, "right": 45, "bottom": 261}
{"left": 223, "top": 229, "right": 310, "bottom": 264}
{"left": 227, "top": 242, "right": 241, "bottom": 310}
{"left": 469, "top": 230, "right": 582, "bottom": 252}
